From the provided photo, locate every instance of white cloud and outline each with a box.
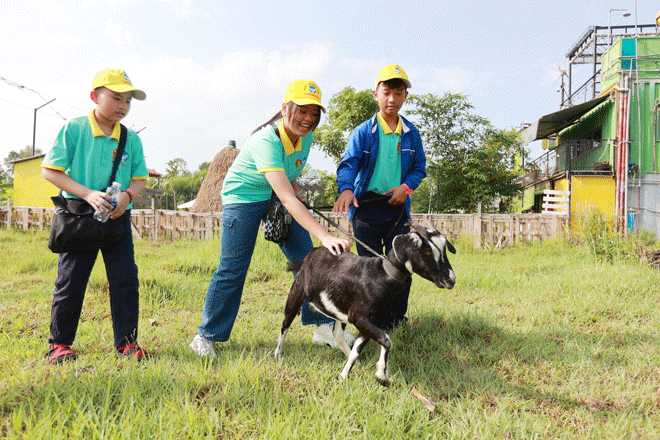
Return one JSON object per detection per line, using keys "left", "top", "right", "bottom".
{"left": 429, "top": 67, "right": 473, "bottom": 92}
{"left": 105, "top": 18, "right": 132, "bottom": 46}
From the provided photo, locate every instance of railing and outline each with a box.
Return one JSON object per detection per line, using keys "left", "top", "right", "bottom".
{"left": 518, "top": 142, "right": 613, "bottom": 189}
{"left": 1, "top": 206, "right": 567, "bottom": 249}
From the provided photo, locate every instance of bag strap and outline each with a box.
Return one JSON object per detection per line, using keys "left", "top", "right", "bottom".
{"left": 54, "top": 124, "right": 128, "bottom": 204}
{"left": 268, "top": 122, "right": 281, "bottom": 204}
{"left": 108, "top": 124, "right": 128, "bottom": 187}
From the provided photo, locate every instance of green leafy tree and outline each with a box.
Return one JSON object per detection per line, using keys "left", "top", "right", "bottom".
{"left": 163, "top": 174, "right": 202, "bottom": 209}
{"left": 311, "top": 171, "right": 339, "bottom": 209}
{"left": 406, "top": 93, "right": 525, "bottom": 213}
{"left": 0, "top": 180, "right": 12, "bottom": 203}
{"left": 315, "top": 86, "right": 379, "bottom": 162}
{"left": 410, "top": 178, "right": 433, "bottom": 213}
{"left": 165, "top": 158, "right": 189, "bottom": 178}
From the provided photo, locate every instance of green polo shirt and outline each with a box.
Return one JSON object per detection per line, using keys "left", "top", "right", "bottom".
{"left": 367, "top": 112, "right": 402, "bottom": 194}
{"left": 221, "top": 119, "right": 310, "bottom": 205}
{"left": 42, "top": 111, "right": 149, "bottom": 208}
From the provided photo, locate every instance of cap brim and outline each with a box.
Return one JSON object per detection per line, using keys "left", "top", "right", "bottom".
{"left": 291, "top": 99, "right": 326, "bottom": 113}
{"left": 106, "top": 84, "right": 147, "bottom": 100}
{"left": 376, "top": 77, "right": 412, "bottom": 89}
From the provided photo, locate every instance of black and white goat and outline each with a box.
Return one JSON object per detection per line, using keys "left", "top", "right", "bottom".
{"left": 274, "top": 223, "right": 456, "bottom": 386}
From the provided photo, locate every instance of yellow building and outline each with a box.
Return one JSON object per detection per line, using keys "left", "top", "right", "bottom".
{"left": 9, "top": 155, "right": 59, "bottom": 207}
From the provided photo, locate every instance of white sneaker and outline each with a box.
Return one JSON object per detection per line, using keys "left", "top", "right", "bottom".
{"left": 189, "top": 334, "right": 216, "bottom": 357}
{"left": 312, "top": 323, "right": 356, "bottom": 348}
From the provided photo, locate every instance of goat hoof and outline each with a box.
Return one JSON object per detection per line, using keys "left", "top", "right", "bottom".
{"left": 376, "top": 377, "right": 389, "bottom": 387}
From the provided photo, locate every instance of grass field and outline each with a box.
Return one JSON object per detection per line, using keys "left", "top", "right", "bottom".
{"left": 1, "top": 228, "right": 659, "bottom": 439}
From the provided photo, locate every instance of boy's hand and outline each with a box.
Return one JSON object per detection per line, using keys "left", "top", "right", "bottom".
{"left": 85, "top": 190, "right": 115, "bottom": 213}
{"left": 333, "top": 189, "right": 359, "bottom": 215}
{"left": 383, "top": 185, "right": 408, "bottom": 206}
{"left": 109, "top": 192, "right": 131, "bottom": 219}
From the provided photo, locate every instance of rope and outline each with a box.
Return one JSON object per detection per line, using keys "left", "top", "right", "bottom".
{"left": 305, "top": 202, "right": 385, "bottom": 259}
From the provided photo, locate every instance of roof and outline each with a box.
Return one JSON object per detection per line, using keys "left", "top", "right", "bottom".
{"left": 520, "top": 95, "right": 610, "bottom": 145}
{"left": 8, "top": 154, "right": 45, "bottom": 164}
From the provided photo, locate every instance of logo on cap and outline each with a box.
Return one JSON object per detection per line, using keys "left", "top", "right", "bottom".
{"left": 308, "top": 85, "right": 317, "bottom": 95}
{"left": 394, "top": 67, "right": 401, "bottom": 74}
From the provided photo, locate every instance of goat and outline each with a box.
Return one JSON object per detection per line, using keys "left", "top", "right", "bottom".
{"left": 274, "top": 223, "right": 456, "bottom": 386}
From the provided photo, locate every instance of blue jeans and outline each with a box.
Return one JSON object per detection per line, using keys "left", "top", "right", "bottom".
{"left": 49, "top": 210, "right": 140, "bottom": 348}
{"left": 198, "top": 200, "right": 331, "bottom": 342}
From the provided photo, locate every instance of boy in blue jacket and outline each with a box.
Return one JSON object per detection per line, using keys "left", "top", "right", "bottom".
{"left": 333, "top": 64, "right": 426, "bottom": 330}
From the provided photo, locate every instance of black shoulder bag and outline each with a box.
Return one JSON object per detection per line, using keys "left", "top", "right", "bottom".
{"left": 263, "top": 123, "right": 293, "bottom": 243}
{"left": 48, "top": 124, "right": 128, "bottom": 253}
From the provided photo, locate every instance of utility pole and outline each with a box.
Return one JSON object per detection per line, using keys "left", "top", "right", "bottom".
{"left": 32, "top": 99, "right": 56, "bottom": 156}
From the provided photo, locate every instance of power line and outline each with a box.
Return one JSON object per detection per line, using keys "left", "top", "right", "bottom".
{"left": 1, "top": 75, "right": 81, "bottom": 119}
{"left": 0, "top": 97, "right": 34, "bottom": 110}
{"left": 1, "top": 74, "right": 146, "bottom": 132}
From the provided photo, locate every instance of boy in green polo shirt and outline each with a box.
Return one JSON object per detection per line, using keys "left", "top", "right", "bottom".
{"left": 334, "top": 64, "right": 427, "bottom": 331}
{"left": 41, "top": 69, "right": 150, "bottom": 364}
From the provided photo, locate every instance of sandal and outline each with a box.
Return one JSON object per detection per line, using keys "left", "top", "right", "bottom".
{"left": 117, "top": 343, "right": 149, "bottom": 362}
{"left": 47, "top": 344, "right": 77, "bottom": 365}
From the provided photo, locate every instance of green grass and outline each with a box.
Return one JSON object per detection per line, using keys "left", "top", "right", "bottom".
{"left": 1, "top": 229, "right": 660, "bottom": 439}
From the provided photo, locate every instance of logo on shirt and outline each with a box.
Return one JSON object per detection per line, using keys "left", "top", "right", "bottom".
{"left": 295, "top": 158, "right": 304, "bottom": 169}
{"left": 112, "top": 149, "right": 129, "bottom": 165}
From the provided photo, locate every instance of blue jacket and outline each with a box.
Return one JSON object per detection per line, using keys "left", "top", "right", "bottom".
{"left": 336, "top": 112, "right": 426, "bottom": 220}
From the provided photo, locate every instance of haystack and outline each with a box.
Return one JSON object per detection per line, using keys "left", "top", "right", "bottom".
{"left": 190, "top": 145, "right": 240, "bottom": 213}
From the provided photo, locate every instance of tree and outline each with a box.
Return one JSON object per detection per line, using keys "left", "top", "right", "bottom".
{"left": 165, "top": 158, "right": 189, "bottom": 178}
{"left": 0, "top": 180, "right": 11, "bottom": 203}
{"left": 310, "top": 171, "right": 339, "bottom": 209}
{"left": 314, "top": 86, "right": 379, "bottom": 162}
{"left": 406, "top": 93, "right": 526, "bottom": 213}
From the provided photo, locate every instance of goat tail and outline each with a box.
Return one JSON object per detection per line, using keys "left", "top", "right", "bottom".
{"left": 287, "top": 259, "right": 304, "bottom": 273}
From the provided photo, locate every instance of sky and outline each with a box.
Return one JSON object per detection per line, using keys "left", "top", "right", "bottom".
{"left": 1, "top": 0, "right": 658, "bottom": 177}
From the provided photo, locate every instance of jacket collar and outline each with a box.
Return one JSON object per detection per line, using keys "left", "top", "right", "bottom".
{"left": 370, "top": 112, "right": 411, "bottom": 136}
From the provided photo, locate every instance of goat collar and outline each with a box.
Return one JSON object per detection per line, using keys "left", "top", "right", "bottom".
{"left": 382, "top": 258, "right": 409, "bottom": 283}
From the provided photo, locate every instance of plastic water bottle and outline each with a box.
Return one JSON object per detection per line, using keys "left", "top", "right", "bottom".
{"left": 94, "top": 181, "right": 121, "bottom": 223}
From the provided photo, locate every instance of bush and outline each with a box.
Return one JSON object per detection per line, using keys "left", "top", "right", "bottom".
{"left": 578, "top": 208, "right": 651, "bottom": 263}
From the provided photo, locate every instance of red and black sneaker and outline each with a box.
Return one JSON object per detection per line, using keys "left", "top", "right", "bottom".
{"left": 47, "top": 344, "right": 77, "bottom": 365}
{"left": 117, "top": 343, "right": 149, "bottom": 362}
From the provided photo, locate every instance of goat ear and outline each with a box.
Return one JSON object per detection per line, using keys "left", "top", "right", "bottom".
{"left": 446, "top": 240, "right": 456, "bottom": 254}
{"left": 407, "top": 231, "right": 424, "bottom": 248}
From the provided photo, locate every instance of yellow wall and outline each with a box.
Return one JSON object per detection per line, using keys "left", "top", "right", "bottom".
{"left": 13, "top": 157, "right": 59, "bottom": 207}
{"left": 569, "top": 175, "right": 616, "bottom": 233}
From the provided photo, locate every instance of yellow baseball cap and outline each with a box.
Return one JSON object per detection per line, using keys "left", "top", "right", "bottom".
{"left": 284, "top": 79, "right": 325, "bottom": 112}
{"left": 92, "top": 69, "right": 146, "bottom": 100}
{"left": 375, "top": 64, "right": 411, "bottom": 89}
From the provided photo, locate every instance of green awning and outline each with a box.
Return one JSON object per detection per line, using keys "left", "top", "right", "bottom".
{"left": 520, "top": 95, "right": 610, "bottom": 144}
{"left": 558, "top": 99, "right": 613, "bottom": 141}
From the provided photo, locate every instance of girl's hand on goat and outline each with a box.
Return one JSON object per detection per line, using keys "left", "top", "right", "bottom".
{"left": 321, "top": 235, "right": 351, "bottom": 256}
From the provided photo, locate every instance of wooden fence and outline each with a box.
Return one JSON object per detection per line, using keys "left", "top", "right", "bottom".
{"left": 0, "top": 205, "right": 567, "bottom": 248}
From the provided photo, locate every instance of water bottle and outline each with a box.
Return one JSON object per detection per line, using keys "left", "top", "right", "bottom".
{"left": 93, "top": 181, "right": 122, "bottom": 223}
